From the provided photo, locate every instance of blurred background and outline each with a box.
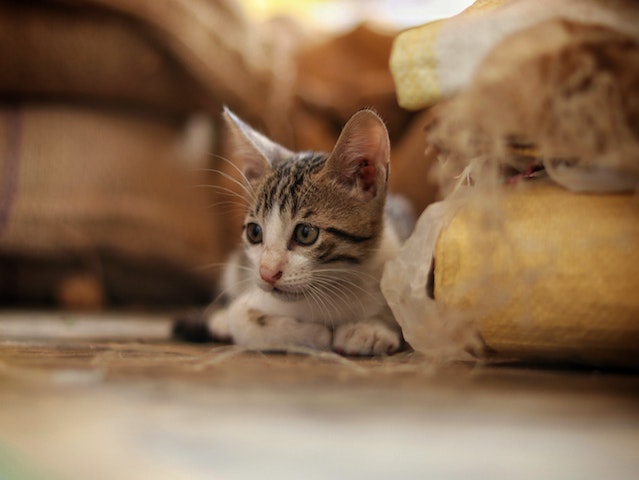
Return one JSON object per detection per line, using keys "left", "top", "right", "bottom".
{"left": 240, "top": 0, "right": 473, "bottom": 29}
{"left": 0, "top": 0, "right": 472, "bottom": 311}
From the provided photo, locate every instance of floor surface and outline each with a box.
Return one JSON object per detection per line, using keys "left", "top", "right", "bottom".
{"left": 1, "top": 311, "right": 638, "bottom": 480}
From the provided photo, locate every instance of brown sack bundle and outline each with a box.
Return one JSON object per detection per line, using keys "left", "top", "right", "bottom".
{"left": 0, "top": 106, "right": 221, "bottom": 307}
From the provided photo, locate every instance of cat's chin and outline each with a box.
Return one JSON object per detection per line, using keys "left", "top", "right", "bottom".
{"left": 259, "top": 284, "right": 305, "bottom": 303}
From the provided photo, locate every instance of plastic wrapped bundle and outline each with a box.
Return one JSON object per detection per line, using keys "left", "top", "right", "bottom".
{"left": 382, "top": 181, "right": 639, "bottom": 368}
{"left": 384, "top": 0, "right": 639, "bottom": 367}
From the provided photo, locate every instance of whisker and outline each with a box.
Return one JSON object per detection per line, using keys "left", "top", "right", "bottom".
{"left": 305, "top": 284, "right": 339, "bottom": 330}
{"left": 313, "top": 273, "right": 378, "bottom": 303}
{"left": 196, "top": 184, "right": 249, "bottom": 203}
{"left": 191, "top": 261, "right": 254, "bottom": 276}
{"left": 207, "top": 198, "right": 246, "bottom": 206}
{"left": 310, "top": 276, "right": 369, "bottom": 319}
{"left": 303, "top": 284, "right": 330, "bottom": 323}
{"left": 204, "top": 169, "right": 255, "bottom": 202}
{"left": 203, "top": 154, "right": 257, "bottom": 200}
{"left": 313, "top": 267, "right": 379, "bottom": 284}
{"left": 314, "top": 284, "right": 339, "bottom": 323}
{"left": 192, "top": 262, "right": 229, "bottom": 273}
{"left": 206, "top": 275, "right": 255, "bottom": 307}
{"left": 206, "top": 203, "right": 248, "bottom": 217}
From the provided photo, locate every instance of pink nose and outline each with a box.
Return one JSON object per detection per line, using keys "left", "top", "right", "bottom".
{"left": 260, "top": 266, "right": 283, "bottom": 285}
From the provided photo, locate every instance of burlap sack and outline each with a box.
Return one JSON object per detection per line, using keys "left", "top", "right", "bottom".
{"left": 0, "top": 106, "right": 222, "bottom": 306}
{"left": 0, "top": 2, "right": 209, "bottom": 116}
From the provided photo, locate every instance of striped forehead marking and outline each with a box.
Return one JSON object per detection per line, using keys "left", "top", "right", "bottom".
{"left": 254, "top": 152, "right": 327, "bottom": 218}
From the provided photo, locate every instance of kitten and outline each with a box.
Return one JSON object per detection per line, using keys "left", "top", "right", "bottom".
{"left": 189, "top": 108, "right": 408, "bottom": 356}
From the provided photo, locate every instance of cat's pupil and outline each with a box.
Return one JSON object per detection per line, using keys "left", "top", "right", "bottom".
{"left": 294, "top": 223, "right": 319, "bottom": 246}
{"left": 246, "top": 222, "right": 262, "bottom": 244}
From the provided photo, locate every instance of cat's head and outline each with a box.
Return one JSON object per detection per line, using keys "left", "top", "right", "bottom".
{"left": 224, "top": 107, "right": 390, "bottom": 301}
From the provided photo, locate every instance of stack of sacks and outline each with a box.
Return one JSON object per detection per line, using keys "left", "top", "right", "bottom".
{"left": 0, "top": 0, "right": 284, "bottom": 308}
{"left": 383, "top": 0, "right": 639, "bottom": 368}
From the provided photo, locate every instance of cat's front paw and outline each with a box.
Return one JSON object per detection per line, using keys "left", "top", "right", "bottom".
{"left": 333, "top": 322, "right": 401, "bottom": 356}
{"left": 207, "top": 308, "right": 232, "bottom": 342}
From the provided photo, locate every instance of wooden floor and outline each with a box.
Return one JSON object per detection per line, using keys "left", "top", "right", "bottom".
{"left": 1, "top": 311, "right": 638, "bottom": 480}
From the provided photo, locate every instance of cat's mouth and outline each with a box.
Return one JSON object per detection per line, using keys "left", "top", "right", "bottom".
{"left": 260, "top": 284, "right": 305, "bottom": 302}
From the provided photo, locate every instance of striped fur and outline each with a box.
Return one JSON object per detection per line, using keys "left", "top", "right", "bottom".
{"left": 206, "top": 108, "right": 404, "bottom": 356}
{"left": 244, "top": 151, "right": 384, "bottom": 268}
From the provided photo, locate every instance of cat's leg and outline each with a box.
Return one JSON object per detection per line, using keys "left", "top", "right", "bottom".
{"left": 233, "top": 310, "right": 332, "bottom": 351}
{"left": 333, "top": 320, "right": 402, "bottom": 356}
{"left": 227, "top": 295, "right": 332, "bottom": 351}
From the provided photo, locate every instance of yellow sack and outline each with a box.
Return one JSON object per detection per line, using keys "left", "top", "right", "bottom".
{"left": 382, "top": 182, "right": 639, "bottom": 368}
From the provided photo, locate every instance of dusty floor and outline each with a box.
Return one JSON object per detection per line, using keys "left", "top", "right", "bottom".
{"left": 0, "top": 311, "right": 638, "bottom": 480}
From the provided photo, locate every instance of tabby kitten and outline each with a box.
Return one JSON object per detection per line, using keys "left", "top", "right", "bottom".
{"left": 207, "top": 108, "right": 404, "bottom": 356}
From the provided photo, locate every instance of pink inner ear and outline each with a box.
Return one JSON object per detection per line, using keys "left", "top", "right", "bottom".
{"left": 358, "top": 158, "right": 377, "bottom": 194}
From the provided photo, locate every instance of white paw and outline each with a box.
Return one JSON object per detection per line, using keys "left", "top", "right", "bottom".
{"left": 232, "top": 309, "right": 332, "bottom": 351}
{"left": 207, "top": 308, "right": 232, "bottom": 342}
{"left": 333, "top": 322, "right": 401, "bottom": 356}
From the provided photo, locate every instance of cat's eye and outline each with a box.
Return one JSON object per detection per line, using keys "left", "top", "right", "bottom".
{"left": 246, "top": 222, "right": 263, "bottom": 244}
{"left": 293, "top": 223, "right": 319, "bottom": 246}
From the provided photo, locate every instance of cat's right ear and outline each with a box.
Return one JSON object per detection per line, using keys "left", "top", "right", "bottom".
{"left": 223, "top": 107, "right": 291, "bottom": 181}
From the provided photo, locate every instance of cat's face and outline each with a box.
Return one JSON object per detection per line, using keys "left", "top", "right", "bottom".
{"left": 224, "top": 108, "right": 390, "bottom": 302}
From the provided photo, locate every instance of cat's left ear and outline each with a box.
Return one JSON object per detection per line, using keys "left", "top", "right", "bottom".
{"left": 223, "top": 107, "right": 293, "bottom": 181}
{"left": 325, "top": 110, "right": 390, "bottom": 201}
